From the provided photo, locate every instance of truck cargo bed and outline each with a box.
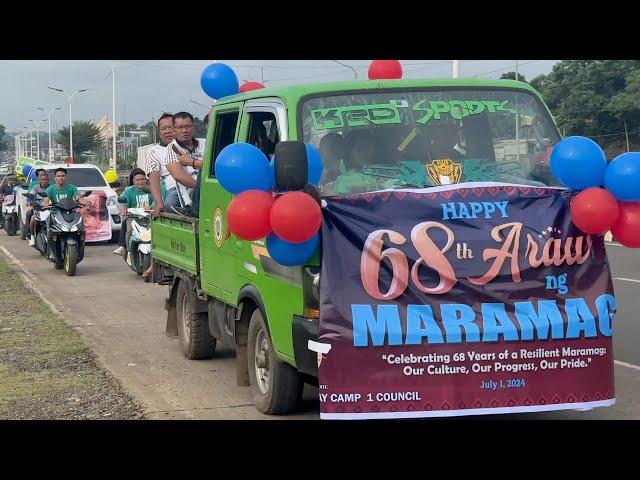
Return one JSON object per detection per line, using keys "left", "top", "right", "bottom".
{"left": 151, "top": 213, "right": 199, "bottom": 276}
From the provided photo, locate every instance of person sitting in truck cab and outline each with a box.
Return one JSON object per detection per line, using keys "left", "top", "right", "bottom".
{"left": 318, "top": 132, "right": 346, "bottom": 195}
{"left": 333, "top": 130, "right": 383, "bottom": 195}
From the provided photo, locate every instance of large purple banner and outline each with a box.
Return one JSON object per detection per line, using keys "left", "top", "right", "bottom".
{"left": 317, "top": 183, "right": 616, "bottom": 419}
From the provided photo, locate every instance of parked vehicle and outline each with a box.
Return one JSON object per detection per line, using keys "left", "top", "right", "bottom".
{"left": 151, "top": 78, "right": 575, "bottom": 415}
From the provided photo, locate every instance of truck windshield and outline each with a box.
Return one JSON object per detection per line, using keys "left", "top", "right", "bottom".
{"left": 300, "top": 89, "right": 561, "bottom": 195}
{"left": 46, "top": 168, "right": 107, "bottom": 188}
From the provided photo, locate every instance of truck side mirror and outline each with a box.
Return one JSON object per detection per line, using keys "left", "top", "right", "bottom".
{"left": 273, "top": 141, "right": 308, "bottom": 191}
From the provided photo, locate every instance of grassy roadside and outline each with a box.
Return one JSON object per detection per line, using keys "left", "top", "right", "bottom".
{"left": 0, "top": 257, "right": 144, "bottom": 419}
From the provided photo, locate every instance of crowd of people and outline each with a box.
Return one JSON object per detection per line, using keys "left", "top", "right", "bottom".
{"left": 115, "top": 110, "right": 210, "bottom": 278}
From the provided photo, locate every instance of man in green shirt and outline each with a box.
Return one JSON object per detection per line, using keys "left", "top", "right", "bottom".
{"left": 113, "top": 168, "right": 155, "bottom": 257}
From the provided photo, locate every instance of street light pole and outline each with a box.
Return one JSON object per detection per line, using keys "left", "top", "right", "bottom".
{"left": 48, "top": 86, "right": 91, "bottom": 161}
{"left": 29, "top": 118, "right": 47, "bottom": 160}
{"left": 452, "top": 60, "right": 460, "bottom": 78}
{"left": 38, "top": 107, "right": 61, "bottom": 163}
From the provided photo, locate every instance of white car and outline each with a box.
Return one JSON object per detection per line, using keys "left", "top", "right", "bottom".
{"left": 16, "top": 163, "right": 122, "bottom": 242}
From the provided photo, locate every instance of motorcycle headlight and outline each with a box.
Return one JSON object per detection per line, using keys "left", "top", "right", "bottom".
{"left": 106, "top": 195, "right": 118, "bottom": 207}
{"left": 60, "top": 224, "right": 70, "bottom": 232}
{"left": 70, "top": 225, "right": 78, "bottom": 232}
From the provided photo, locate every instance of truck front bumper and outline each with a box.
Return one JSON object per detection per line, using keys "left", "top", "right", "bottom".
{"left": 292, "top": 315, "right": 319, "bottom": 378}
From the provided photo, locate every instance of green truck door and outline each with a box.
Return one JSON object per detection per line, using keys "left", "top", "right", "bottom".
{"left": 200, "top": 103, "right": 242, "bottom": 304}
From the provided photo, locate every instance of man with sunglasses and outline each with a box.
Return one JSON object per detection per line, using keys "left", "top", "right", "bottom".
{"left": 165, "top": 112, "right": 205, "bottom": 213}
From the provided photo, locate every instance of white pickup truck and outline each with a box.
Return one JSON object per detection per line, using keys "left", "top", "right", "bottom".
{"left": 16, "top": 163, "right": 122, "bottom": 241}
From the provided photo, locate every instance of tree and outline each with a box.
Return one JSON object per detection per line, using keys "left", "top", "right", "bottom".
{"left": 531, "top": 60, "right": 640, "bottom": 154}
{"left": 500, "top": 72, "right": 527, "bottom": 82}
{"left": 0, "top": 124, "right": 7, "bottom": 151}
{"left": 56, "top": 121, "right": 102, "bottom": 162}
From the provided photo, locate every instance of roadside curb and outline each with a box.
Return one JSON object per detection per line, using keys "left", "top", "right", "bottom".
{"left": 0, "top": 243, "right": 151, "bottom": 418}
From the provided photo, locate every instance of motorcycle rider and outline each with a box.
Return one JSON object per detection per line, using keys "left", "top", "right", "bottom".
{"left": 43, "top": 167, "right": 91, "bottom": 257}
{"left": 113, "top": 168, "right": 154, "bottom": 259}
{"left": 0, "top": 174, "right": 17, "bottom": 229}
{"left": 27, "top": 169, "right": 50, "bottom": 246}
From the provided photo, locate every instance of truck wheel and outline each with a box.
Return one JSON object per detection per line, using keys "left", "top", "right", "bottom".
{"left": 176, "top": 280, "right": 216, "bottom": 359}
{"left": 247, "top": 308, "right": 303, "bottom": 415}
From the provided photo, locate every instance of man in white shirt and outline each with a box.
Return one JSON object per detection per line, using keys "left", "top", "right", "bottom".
{"left": 165, "top": 111, "right": 205, "bottom": 210}
{"left": 145, "top": 113, "right": 176, "bottom": 216}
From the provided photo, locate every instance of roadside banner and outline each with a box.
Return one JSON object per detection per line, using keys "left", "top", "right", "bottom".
{"left": 81, "top": 190, "right": 112, "bottom": 243}
{"left": 317, "top": 183, "right": 616, "bottom": 419}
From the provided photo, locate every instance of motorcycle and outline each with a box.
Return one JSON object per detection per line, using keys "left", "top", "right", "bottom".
{"left": 39, "top": 191, "right": 90, "bottom": 276}
{"left": 118, "top": 196, "right": 153, "bottom": 282}
{"left": 24, "top": 192, "right": 50, "bottom": 257}
{"left": 2, "top": 193, "right": 18, "bottom": 236}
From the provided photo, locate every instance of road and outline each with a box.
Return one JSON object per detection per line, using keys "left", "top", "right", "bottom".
{"left": 1, "top": 234, "right": 639, "bottom": 420}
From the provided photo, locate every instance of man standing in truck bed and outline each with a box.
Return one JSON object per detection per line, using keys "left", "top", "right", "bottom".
{"left": 165, "top": 112, "right": 205, "bottom": 213}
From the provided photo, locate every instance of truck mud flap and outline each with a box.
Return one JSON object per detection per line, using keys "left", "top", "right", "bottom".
{"left": 292, "top": 315, "right": 319, "bottom": 378}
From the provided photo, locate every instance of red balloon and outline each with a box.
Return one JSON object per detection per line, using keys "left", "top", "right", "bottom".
{"left": 239, "top": 81, "right": 265, "bottom": 93}
{"left": 368, "top": 60, "right": 403, "bottom": 80}
{"left": 270, "top": 192, "right": 322, "bottom": 243}
{"left": 570, "top": 188, "right": 619, "bottom": 234}
{"left": 611, "top": 201, "right": 640, "bottom": 248}
{"left": 227, "top": 190, "right": 275, "bottom": 241}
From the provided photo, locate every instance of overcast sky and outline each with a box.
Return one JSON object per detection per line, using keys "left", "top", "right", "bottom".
{"left": 1, "top": 60, "right": 559, "bottom": 133}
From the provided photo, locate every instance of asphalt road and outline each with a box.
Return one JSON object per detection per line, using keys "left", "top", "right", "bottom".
{"left": 1, "top": 234, "right": 639, "bottom": 420}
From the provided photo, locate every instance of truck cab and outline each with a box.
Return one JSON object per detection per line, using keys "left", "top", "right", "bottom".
{"left": 151, "top": 78, "right": 562, "bottom": 414}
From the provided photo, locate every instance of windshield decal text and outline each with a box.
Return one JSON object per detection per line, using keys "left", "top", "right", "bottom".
{"left": 413, "top": 100, "right": 516, "bottom": 125}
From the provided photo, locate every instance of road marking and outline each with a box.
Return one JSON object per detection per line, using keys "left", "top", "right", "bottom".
{"left": 605, "top": 242, "right": 622, "bottom": 247}
{"left": 614, "top": 277, "right": 640, "bottom": 284}
{"left": 615, "top": 360, "right": 640, "bottom": 372}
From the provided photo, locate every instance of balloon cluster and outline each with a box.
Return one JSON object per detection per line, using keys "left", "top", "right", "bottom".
{"left": 215, "top": 142, "right": 324, "bottom": 266}
{"left": 550, "top": 136, "right": 640, "bottom": 247}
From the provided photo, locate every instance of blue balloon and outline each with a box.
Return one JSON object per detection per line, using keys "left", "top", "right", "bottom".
{"left": 22, "top": 165, "right": 32, "bottom": 178}
{"left": 200, "top": 63, "right": 239, "bottom": 100}
{"left": 215, "top": 143, "right": 273, "bottom": 194}
{"left": 550, "top": 136, "right": 606, "bottom": 190}
{"left": 305, "top": 144, "right": 324, "bottom": 185}
{"left": 604, "top": 152, "right": 640, "bottom": 201}
{"left": 266, "top": 233, "right": 318, "bottom": 266}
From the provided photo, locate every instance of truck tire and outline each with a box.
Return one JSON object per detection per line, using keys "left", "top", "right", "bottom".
{"left": 176, "top": 280, "right": 216, "bottom": 359}
{"left": 247, "top": 308, "right": 303, "bottom": 414}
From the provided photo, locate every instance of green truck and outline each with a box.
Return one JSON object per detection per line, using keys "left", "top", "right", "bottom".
{"left": 151, "top": 78, "right": 562, "bottom": 415}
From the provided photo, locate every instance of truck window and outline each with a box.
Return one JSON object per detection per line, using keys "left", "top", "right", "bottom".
{"left": 300, "top": 89, "right": 562, "bottom": 195}
{"left": 46, "top": 168, "right": 107, "bottom": 188}
{"left": 211, "top": 110, "right": 240, "bottom": 176}
{"left": 246, "top": 111, "right": 280, "bottom": 159}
